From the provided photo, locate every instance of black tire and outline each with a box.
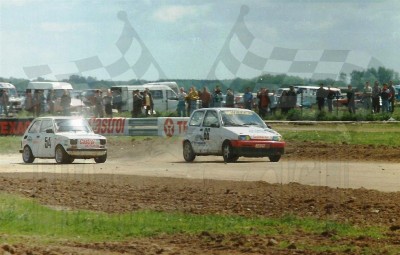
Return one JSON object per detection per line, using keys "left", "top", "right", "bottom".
{"left": 94, "top": 153, "right": 107, "bottom": 163}
{"left": 55, "top": 145, "right": 71, "bottom": 164}
{"left": 269, "top": 155, "right": 281, "bottom": 162}
{"left": 222, "top": 141, "right": 238, "bottom": 163}
{"left": 183, "top": 141, "right": 196, "bottom": 162}
{"left": 22, "top": 146, "right": 35, "bottom": 163}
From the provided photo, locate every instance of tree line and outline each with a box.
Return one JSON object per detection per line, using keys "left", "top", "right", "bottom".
{"left": 1, "top": 66, "right": 398, "bottom": 94}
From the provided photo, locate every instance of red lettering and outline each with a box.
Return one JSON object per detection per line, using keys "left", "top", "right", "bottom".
{"left": 177, "top": 121, "right": 188, "bottom": 133}
{"left": 8, "top": 121, "right": 16, "bottom": 135}
{"left": 107, "top": 119, "right": 113, "bottom": 133}
{"left": 0, "top": 122, "right": 7, "bottom": 135}
{"left": 100, "top": 119, "right": 107, "bottom": 134}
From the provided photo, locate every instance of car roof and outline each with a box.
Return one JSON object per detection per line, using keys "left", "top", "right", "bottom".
{"left": 193, "top": 108, "right": 253, "bottom": 113}
{"left": 32, "top": 116, "right": 85, "bottom": 121}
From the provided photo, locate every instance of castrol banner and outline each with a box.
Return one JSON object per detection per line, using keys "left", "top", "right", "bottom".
{"left": 87, "top": 118, "right": 128, "bottom": 136}
{"left": 157, "top": 117, "right": 189, "bottom": 137}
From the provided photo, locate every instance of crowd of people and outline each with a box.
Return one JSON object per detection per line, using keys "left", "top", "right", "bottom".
{"left": 23, "top": 89, "right": 73, "bottom": 117}
{"left": 315, "top": 80, "right": 397, "bottom": 114}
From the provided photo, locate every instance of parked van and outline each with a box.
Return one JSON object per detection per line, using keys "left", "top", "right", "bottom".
{"left": 276, "top": 85, "right": 341, "bottom": 108}
{"left": 110, "top": 84, "right": 178, "bottom": 113}
{"left": 145, "top": 81, "right": 179, "bottom": 94}
{"left": 0, "top": 82, "right": 23, "bottom": 113}
{"left": 27, "top": 81, "right": 83, "bottom": 113}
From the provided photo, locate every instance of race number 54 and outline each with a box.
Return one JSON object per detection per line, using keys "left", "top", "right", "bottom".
{"left": 45, "top": 137, "right": 51, "bottom": 148}
{"left": 203, "top": 128, "right": 210, "bottom": 140}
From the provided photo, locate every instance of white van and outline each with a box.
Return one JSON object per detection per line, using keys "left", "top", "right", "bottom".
{"left": 276, "top": 86, "right": 341, "bottom": 108}
{"left": 110, "top": 84, "right": 179, "bottom": 113}
{"left": 27, "top": 81, "right": 83, "bottom": 113}
{"left": 0, "top": 82, "right": 23, "bottom": 113}
{"left": 145, "top": 81, "right": 179, "bottom": 94}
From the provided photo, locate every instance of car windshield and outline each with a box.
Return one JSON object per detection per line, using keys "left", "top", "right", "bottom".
{"left": 221, "top": 110, "right": 267, "bottom": 128}
{"left": 55, "top": 119, "right": 92, "bottom": 133}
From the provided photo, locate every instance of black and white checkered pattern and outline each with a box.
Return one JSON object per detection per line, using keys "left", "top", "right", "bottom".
{"left": 23, "top": 11, "right": 167, "bottom": 81}
{"left": 208, "top": 5, "right": 383, "bottom": 81}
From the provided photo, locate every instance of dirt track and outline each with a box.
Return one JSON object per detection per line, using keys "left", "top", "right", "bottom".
{"left": 1, "top": 138, "right": 400, "bottom": 254}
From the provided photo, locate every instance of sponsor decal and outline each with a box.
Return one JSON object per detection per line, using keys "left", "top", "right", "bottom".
{"left": 89, "top": 118, "right": 126, "bottom": 135}
{"left": 0, "top": 119, "right": 32, "bottom": 136}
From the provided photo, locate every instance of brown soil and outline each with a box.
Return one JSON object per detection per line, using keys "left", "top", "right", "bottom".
{"left": 1, "top": 139, "right": 400, "bottom": 254}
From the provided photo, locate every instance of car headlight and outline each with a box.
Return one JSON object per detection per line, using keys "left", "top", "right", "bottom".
{"left": 238, "top": 135, "right": 251, "bottom": 141}
{"left": 273, "top": 136, "right": 282, "bottom": 141}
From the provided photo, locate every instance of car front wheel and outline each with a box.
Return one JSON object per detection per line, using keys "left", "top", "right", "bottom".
{"left": 55, "top": 145, "right": 71, "bottom": 164}
{"left": 22, "top": 146, "right": 35, "bottom": 163}
{"left": 94, "top": 153, "right": 107, "bottom": 163}
{"left": 183, "top": 141, "right": 196, "bottom": 162}
{"left": 269, "top": 155, "right": 281, "bottom": 162}
{"left": 222, "top": 141, "right": 238, "bottom": 163}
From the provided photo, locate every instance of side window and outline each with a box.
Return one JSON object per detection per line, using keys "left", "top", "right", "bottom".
{"left": 40, "top": 120, "right": 53, "bottom": 133}
{"left": 166, "top": 90, "right": 176, "bottom": 99}
{"left": 203, "top": 111, "right": 219, "bottom": 127}
{"left": 189, "top": 111, "right": 205, "bottom": 126}
{"left": 151, "top": 90, "right": 163, "bottom": 100}
{"left": 28, "top": 120, "right": 41, "bottom": 133}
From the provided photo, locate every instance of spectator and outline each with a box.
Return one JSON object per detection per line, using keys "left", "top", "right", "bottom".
{"left": 381, "top": 83, "right": 391, "bottom": 113}
{"left": 186, "top": 86, "right": 199, "bottom": 116}
{"left": 287, "top": 86, "right": 297, "bottom": 112}
{"left": 132, "top": 89, "right": 143, "bottom": 118}
{"left": 279, "top": 90, "right": 289, "bottom": 115}
{"left": 347, "top": 85, "right": 356, "bottom": 114}
{"left": 225, "top": 88, "right": 234, "bottom": 107}
{"left": 316, "top": 83, "right": 326, "bottom": 111}
{"left": 112, "top": 90, "right": 122, "bottom": 113}
{"left": 212, "top": 85, "right": 223, "bottom": 108}
{"left": 47, "top": 89, "right": 56, "bottom": 114}
{"left": 142, "top": 88, "right": 154, "bottom": 116}
{"left": 257, "top": 88, "right": 270, "bottom": 118}
{"left": 24, "top": 89, "right": 34, "bottom": 114}
{"left": 362, "top": 81, "right": 372, "bottom": 112}
{"left": 103, "top": 90, "right": 113, "bottom": 118}
{"left": 268, "top": 90, "right": 278, "bottom": 115}
{"left": 177, "top": 87, "right": 187, "bottom": 117}
{"left": 0, "top": 89, "right": 9, "bottom": 117}
{"left": 94, "top": 90, "right": 104, "bottom": 118}
{"left": 326, "top": 86, "right": 336, "bottom": 113}
{"left": 372, "top": 81, "right": 381, "bottom": 113}
{"left": 33, "top": 90, "right": 44, "bottom": 117}
{"left": 60, "top": 90, "right": 71, "bottom": 116}
{"left": 388, "top": 80, "right": 395, "bottom": 113}
{"left": 199, "top": 87, "right": 211, "bottom": 108}
{"left": 243, "top": 87, "right": 253, "bottom": 110}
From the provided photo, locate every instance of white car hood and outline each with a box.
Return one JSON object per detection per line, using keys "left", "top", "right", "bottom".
{"left": 55, "top": 132, "right": 105, "bottom": 140}
{"left": 224, "top": 126, "right": 280, "bottom": 139}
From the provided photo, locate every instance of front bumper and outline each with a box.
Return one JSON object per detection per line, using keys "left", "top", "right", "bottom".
{"left": 230, "top": 140, "right": 285, "bottom": 157}
{"left": 66, "top": 148, "right": 107, "bottom": 157}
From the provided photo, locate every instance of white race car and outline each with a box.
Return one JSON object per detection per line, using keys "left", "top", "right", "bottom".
{"left": 183, "top": 108, "right": 285, "bottom": 162}
{"left": 20, "top": 116, "right": 107, "bottom": 164}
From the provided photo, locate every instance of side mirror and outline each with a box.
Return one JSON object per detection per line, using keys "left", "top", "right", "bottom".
{"left": 210, "top": 123, "right": 220, "bottom": 128}
{"left": 46, "top": 129, "right": 54, "bottom": 133}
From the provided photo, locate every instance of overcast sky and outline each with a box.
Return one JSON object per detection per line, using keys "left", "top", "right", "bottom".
{"left": 0, "top": 0, "right": 399, "bottom": 81}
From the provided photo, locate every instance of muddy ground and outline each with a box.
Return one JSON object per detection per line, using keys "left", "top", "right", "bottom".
{"left": 1, "top": 139, "right": 400, "bottom": 254}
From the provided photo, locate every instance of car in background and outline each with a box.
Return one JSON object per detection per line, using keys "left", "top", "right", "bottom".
{"left": 20, "top": 116, "right": 107, "bottom": 164}
{"left": 182, "top": 108, "right": 285, "bottom": 163}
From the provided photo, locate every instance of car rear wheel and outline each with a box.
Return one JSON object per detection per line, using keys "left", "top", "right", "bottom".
{"left": 269, "top": 155, "right": 281, "bottom": 162}
{"left": 222, "top": 141, "right": 238, "bottom": 163}
{"left": 55, "top": 145, "right": 72, "bottom": 164}
{"left": 22, "top": 146, "right": 35, "bottom": 163}
{"left": 183, "top": 141, "right": 196, "bottom": 162}
{"left": 94, "top": 153, "right": 107, "bottom": 163}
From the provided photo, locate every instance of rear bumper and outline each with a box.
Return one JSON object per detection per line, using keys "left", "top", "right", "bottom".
{"left": 230, "top": 140, "right": 285, "bottom": 157}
